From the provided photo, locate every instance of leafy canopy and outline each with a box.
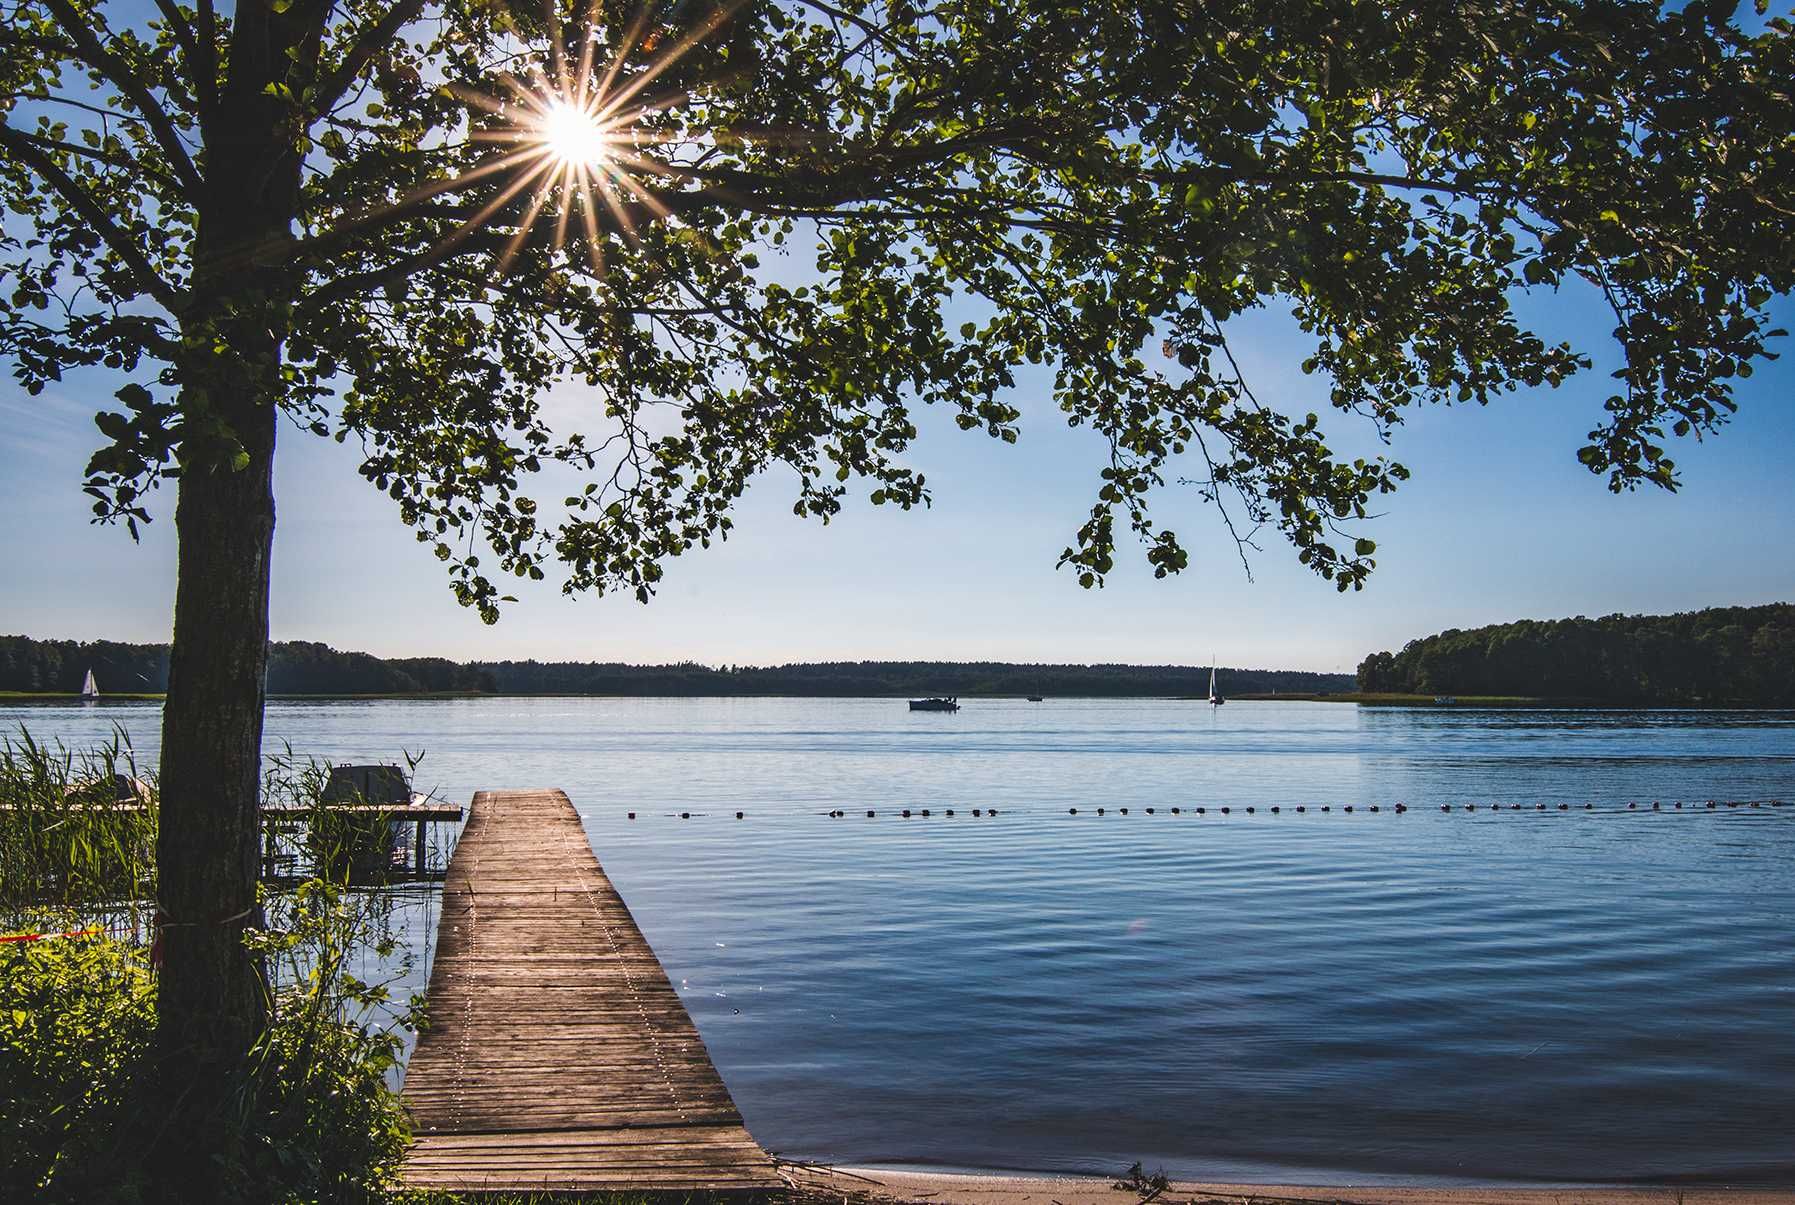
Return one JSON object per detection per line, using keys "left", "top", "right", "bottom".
{"left": 2, "top": 0, "right": 1792, "bottom": 618}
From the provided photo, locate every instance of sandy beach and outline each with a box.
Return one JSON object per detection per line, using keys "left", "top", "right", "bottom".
{"left": 782, "top": 1166, "right": 1795, "bottom": 1205}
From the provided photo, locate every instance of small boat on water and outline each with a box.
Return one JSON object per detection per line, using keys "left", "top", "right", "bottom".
{"left": 1027, "top": 695, "right": 1044, "bottom": 702}
{"left": 909, "top": 697, "right": 960, "bottom": 712}
{"left": 80, "top": 668, "right": 98, "bottom": 702}
{"left": 1207, "top": 663, "right": 1225, "bottom": 707}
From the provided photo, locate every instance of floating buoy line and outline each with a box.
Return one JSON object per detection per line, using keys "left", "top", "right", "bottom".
{"left": 615, "top": 798, "right": 1790, "bottom": 822}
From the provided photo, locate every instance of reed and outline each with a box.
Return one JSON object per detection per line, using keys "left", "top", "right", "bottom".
{"left": 0, "top": 727, "right": 156, "bottom": 922}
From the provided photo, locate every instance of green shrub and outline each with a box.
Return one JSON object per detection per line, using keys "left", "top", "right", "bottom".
{"left": 1, "top": 741, "right": 423, "bottom": 1203}
{"left": 0, "top": 930, "right": 155, "bottom": 1198}
{"left": 242, "top": 876, "right": 417, "bottom": 1204}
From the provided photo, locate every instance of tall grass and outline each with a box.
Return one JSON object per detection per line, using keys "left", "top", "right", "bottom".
{"left": 0, "top": 728, "right": 156, "bottom": 925}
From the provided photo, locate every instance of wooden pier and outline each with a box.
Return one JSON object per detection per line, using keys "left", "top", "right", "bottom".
{"left": 401, "top": 789, "right": 781, "bottom": 1195}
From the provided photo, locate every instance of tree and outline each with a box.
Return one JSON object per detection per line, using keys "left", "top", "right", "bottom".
{"left": 3, "top": 0, "right": 1792, "bottom": 1187}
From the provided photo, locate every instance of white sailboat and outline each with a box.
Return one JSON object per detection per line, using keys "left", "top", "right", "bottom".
{"left": 80, "top": 669, "right": 98, "bottom": 701}
{"left": 1207, "top": 662, "right": 1225, "bottom": 706}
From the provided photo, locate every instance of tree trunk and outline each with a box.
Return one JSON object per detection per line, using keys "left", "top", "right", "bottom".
{"left": 150, "top": 332, "right": 279, "bottom": 1188}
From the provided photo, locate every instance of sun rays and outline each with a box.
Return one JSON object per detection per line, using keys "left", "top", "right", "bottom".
{"left": 540, "top": 100, "right": 614, "bottom": 169}
{"left": 426, "top": 0, "right": 745, "bottom": 276}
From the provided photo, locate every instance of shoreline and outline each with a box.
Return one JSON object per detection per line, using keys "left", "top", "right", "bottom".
{"left": 797, "top": 1166, "right": 1795, "bottom": 1205}
{"left": 5, "top": 691, "right": 1794, "bottom": 711}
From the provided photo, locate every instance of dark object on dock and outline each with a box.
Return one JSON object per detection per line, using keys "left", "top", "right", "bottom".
{"left": 908, "top": 696, "right": 960, "bottom": 711}
{"left": 401, "top": 789, "right": 779, "bottom": 1193}
{"left": 1027, "top": 695, "right": 1045, "bottom": 702}
{"left": 305, "top": 765, "right": 421, "bottom": 883}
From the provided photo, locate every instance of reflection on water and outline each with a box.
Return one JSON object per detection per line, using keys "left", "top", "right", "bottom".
{"left": 5, "top": 698, "right": 1793, "bottom": 1185}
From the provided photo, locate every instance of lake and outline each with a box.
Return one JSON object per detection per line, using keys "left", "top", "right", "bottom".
{"left": 5, "top": 696, "right": 1793, "bottom": 1186}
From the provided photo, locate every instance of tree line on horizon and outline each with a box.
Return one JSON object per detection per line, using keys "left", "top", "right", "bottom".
{"left": 1355, "top": 604, "right": 1795, "bottom": 704}
{"left": 0, "top": 636, "right": 1350, "bottom": 698}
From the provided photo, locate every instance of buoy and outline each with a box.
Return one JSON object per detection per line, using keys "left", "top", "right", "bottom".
{"left": 1220, "top": 807, "right": 1231, "bottom": 815}
{"left": 1466, "top": 804, "right": 1475, "bottom": 811}
{"left": 867, "top": 810, "right": 876, "bottom": 817}
{"left": 1321, "top": 805, "right": 1331, "bottom": 812}
{"left": 1629, "top": 803, "right": 1637, "bottom": 810}
{"left": 1097, "top": 807, "right": 1106, "bottom": 816}
{"left": 1370, "top": 805, "right": 1380, "bottom": 812}
{"left": 1343, "top": 805, "right": 1353, "bottom": 813}
{"left": 736, "top": 811, "right": 744, "bottom": 819}
{"left": 1196, "top": 807, "right": 1206, "bottom": 815}
{"left": 1652, "top": 802, "right": 1660, "bottom": 810}
{"left": 1120, "top": 807, "right": 1129, "bottom": 815}
{"left": 902, "top": 809, "right": 911, "bottom": 818}
{"left": 681, "top": 812, "right": 690, "bottom": 819}
{"left": 1171, "top": 807, "right": 1181, "bottom": 814}
{"left": 1245, "top": 806, "right": 1255, "bottom": 814}
{"left": 1394, "top": 804, "right": 1406, "bottom": 813}
{"left": 1536, "top": 804, "right": 1546, "bottom": 811}
{"left": 1558, "top": 804, "right": 1568, "bottom": 811}
{"left": 1674, "top": 802, "right": 1682, "bottom": 808}
{"left": 628, "top": 812, "right": 636, "bottom": 820}
{"left": 971, "top": 808, "right": 981, "bottom": 816}
{"left": 1271, "top": 806, "right": 1281, "bottom": 814}
{"left": 1297, "top": 805, "right": 1307, "bottom": 813}
{"left": 1584, "top": 803, "right": 1593, "bottom": 810}
{"left": 1442, "top": 805, "right": 1451, "bottom": 813}
{"left": 1511, "top": 803, "right": 1521, "bottom": 810}
{"left": 988, "top": 808, "right": 999, "bottom": 816}
{"left": 946, "top": 809, "right": 955, "bottom": 817}
{"left": 1707, "top": 802, "right": 1716, "bottom": 809}
{"left": 1750, "top": 801, "right": 1760, "bottom": 808}
{"left": 1146, "top": 807, "right": 1156, "bottom": 814}
{"left": 921, "top": 809, "right": 931, "bottom": 817}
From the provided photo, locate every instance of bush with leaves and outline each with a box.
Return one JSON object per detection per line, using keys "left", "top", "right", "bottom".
{"left": 0, "top": 932, "right": 156, "bottom": 1200}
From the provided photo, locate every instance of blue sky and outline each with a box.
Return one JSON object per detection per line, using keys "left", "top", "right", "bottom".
{"left": 3, "top": 271, "right": 1791, "bottom": 673}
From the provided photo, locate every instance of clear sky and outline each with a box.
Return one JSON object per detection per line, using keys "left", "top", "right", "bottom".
{"left": 3, "top": 269, "right": 1792, "bottom": 674}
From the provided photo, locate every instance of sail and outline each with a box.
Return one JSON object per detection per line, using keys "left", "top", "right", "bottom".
{"left": 1208, "top": 665, "right": 1216, "bottom": 697}
{"left": 81, "top": 669, "right": 98, "bottom": 698}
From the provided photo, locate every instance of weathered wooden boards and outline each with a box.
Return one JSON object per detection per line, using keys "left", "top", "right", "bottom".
{"left": 400, "top": 789, "right": 781, "bottom": 1194}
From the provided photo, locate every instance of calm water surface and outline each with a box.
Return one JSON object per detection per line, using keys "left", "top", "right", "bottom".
{"left": 6, "top": 697, "right": 1794, "bottom": 1186}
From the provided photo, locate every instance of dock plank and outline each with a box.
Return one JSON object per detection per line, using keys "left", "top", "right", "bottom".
{"left": 400, "top": 789, "right": 781, "bottom": 1194}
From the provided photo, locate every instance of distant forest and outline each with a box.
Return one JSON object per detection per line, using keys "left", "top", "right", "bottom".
{"left": 1356, "top": 604, "right": 1795, "bottom": 704}
{"left": 0, "top": 636, "right": 1351, "bottom": 698}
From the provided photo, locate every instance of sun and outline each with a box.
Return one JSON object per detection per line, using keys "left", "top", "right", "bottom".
{"left": 540, "top": 100, "right": 612, "bottom": 169}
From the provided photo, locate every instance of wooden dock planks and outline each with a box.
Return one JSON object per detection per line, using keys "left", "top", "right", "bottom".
{"left": 400, "top": 789, "right": 782, "bottom": 1194}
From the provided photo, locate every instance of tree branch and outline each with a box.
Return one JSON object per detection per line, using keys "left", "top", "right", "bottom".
{"left": 0, "top": 120, "right": 185, "bottom": 313}
{"left": 150, "top": 0, "right": 216, "bottom": 123}
{"left": 309, "top": 0, "right": 427, "bottom": 118}
{"left": 38, "top": 0, "right": 204, "bottom": 197}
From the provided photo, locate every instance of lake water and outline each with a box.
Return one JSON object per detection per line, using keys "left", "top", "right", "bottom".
{"left": 6, "top": 697, "right": 1794, "bottom": 1186}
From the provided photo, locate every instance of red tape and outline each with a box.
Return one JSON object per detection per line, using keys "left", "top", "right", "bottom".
{"left": 0, "top": 927, "right": 102, "bottom": 944}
